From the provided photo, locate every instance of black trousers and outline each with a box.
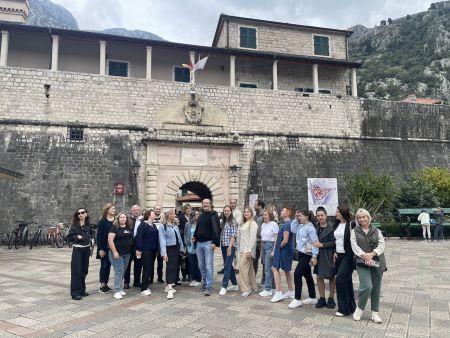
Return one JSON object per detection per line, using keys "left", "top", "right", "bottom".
{"left": 71, "top": 246, "right": 90, "bottom": 297}
{"left": 335, "top": 253, "right": 356, "bottom": 315}
{"left": 253, "top": 241, "right": 263, "bottom": 280}
{"left": 294, "top": 253, "right": 316, "bottom": 300}
{"left": 124, "top": 243, "right": 142, "bottom": 285}
{"left": 141, "top": 250, "right": 157, "bottom": 291}
{"left": 152, "top": 253, "right": 164, "bottom": 281}
{"left": 166, "top": 245, "right": 180, "bottom": 285}
{"left": 99, "top": 250, "right": 111, "bottom": 284}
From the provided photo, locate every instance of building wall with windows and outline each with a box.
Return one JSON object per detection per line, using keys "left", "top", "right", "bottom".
{"left": 215, "top": 18, "right": 348, "bottom": 59}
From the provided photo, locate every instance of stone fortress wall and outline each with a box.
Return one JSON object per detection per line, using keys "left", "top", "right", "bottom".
{"left": 0, "top": 67, "right": 449, "bottom": 229}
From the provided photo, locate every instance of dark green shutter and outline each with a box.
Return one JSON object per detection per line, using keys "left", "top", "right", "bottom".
{"left": 240, "top": 27, "right": 257, "bottom": 49}
{"left": 314, "top": 36, "right": 329, "bottom": 56}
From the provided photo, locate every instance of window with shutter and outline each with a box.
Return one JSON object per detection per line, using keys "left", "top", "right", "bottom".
{"left": 239, "top": 27, "right": 257, "bottom": 49}
{"left": 313, "top": 35, "right": 330, "bottom": 56}
{"left": 108, "top": 60, "right": 129, "bottom": 77}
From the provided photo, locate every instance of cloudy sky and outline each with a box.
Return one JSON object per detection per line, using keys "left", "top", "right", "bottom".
{"left": 51, "top": 0, "right": 437, "bottom": 45}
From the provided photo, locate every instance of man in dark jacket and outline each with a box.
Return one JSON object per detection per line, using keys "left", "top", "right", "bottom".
{"left": 193, "top": 199, "right": 220, "bottom": 296}
{"left": 124, "top": 205, "right": 143, "bottom": 289}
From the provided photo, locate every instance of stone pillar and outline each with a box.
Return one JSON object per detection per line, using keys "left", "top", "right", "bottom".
{"left": 146, "top": 46, "right": 152, "bottom": 80}
{"left": 189, "top": 51, "right": 195, "bottom": 84}
{"left": 145, "top": 143, "right": 158, "bottom": 209}
{"left": 351, "top": 68, "right": 358, "bottom": 97}
{"left": 0, "top": 31, "right": 9, "bottom": 67}
{"left": 272, "top": 59, "right": 278, "bottom": 90}
{"left": 99, "top": 40, "right": 106, "bottom": 75}
{"left": 230, "top": 55, "right": 236, "bottom": 87}
{"left": 50, "top": 35, "right": 60, "bottom": 71}
{"left": 312, "top": 64, "right": 319, "bottom": 94}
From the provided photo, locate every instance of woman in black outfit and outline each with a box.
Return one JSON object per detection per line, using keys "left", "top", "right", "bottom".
{"left": 333, "top": 205, "right": 356, "bottom": 317}
{"left": 96, "top": 202, "right": 115, "bottom": 294}
{"left": 67, "top": 208, "right": 94, "bottom": 300}
{"left": 136, "top": 209, "right": 159, "bottom": 296}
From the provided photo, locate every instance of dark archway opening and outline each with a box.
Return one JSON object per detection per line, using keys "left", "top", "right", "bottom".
{"left": 179, "top": 181, "right": 212, "bottom": 201}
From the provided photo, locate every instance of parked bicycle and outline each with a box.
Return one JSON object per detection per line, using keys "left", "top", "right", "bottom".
{"left": 47, "top": 223, "right": 65, "bottom": 248}
{"left": 29, "top": 224, "right": 44, "bottom": 249}
{"left": 8, "top": 220, "right": 36, "bottom": 249}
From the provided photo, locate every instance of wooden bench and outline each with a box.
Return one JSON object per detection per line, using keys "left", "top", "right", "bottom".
{"left": 397, "top": 208, "right": 450, "bottom": 239}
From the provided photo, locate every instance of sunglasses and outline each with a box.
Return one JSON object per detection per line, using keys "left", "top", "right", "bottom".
{"left": 78, "top": 211, "right": 86, "bottom": 215}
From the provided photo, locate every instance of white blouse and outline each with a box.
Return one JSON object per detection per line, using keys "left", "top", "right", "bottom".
{"left": 334, "top": 223, "right": 346, "bottom": 253}
{"left": 260, "top": 221, "right": 279, "bottom": 242}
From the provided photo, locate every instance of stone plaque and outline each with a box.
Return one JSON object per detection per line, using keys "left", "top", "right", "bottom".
{"left": 181, "top": 148, "right": 208, "bottom": 166}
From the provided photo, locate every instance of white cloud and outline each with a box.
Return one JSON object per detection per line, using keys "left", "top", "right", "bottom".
{"left": 50, "top": 0, "right": 437, "bottom": 45}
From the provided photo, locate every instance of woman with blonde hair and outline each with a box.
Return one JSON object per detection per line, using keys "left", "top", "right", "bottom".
{"left": 108, "top": 212, "right": 133, "bottom": 300}
{"left": 238, "top": 207, "right": 258, "bottom": 297}
{"left": 96, "top": 202, "right": 115, "bottom": 294}
{"left": 159, "top": 209, "right": 185, "bottom": 299}
{"left": 351, "top": 208, "right": 387, "bottom": 323}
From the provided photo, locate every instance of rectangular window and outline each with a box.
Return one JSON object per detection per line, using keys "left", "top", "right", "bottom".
{"left": 239, "top": 82, "right": 258, "bottom": 88}
{"left": 174, "top": 66, "right": 190, "bottom": 83}
{"left": 294, "top": 87, "right": 314, "bottom": 93}
{"left": 286, "top": 137, "right": 299, "bottom": 150}
{"left": 319, "top": 89, "right": 332, "bottom": 94}
{"left": 314, "top": 35, "right": 330, "bottom": 56}
{"left": 68, "top": 127, "right": 84, "bottom": 142}
{"left": 239, "top": 26, "right": 257, "bottom": 49}
{"left": 108, "top": 60, "right": 129, "bottom": 77}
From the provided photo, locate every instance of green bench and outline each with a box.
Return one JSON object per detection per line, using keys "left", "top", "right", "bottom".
{"left": 397, "top": 208, "right": 450, "bottom": 239}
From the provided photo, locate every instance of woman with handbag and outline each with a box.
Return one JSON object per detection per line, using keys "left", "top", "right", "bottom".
{"left": 288, "top": 210, "right": 319, "bottom": 309}
{"left": 334, "top": 205, "right": 356, "bottom": 317}
{"left": 159, "top": 209, "right": 185, "bottom": 299}
{"left": 312, "top": 206, "right": 337, "bottom": 309}
{"left": 238, "top": 207, "right": 258, "bottom": 297}
{"left": 351, "top": 208, "right": 386, "bottom": 323}
{"left": 270, "top": 207, "right": 294, "bottom": 303}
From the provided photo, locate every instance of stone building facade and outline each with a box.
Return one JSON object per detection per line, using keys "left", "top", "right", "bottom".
{"left": 0, "top": 13, "right": 449, "bottom": 229}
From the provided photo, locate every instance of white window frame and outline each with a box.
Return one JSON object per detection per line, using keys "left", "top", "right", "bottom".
{"left": 238, "top": 25, "right": 258, "bottom": 50}
{"left": 312, "top": 34, "right": 331, "bottom": 58}
{"left": 106, "top": 59, "right": 130, "bottom": 77}
{"left": 239, "top": 81, "right": 258, "bottom": 88}
{"left": 172, "top": 65, "right": 191, "bottom": 83}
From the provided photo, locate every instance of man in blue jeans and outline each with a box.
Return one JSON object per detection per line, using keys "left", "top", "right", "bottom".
{"left": 193, "top": 199, "right": 220, "bottom": 296}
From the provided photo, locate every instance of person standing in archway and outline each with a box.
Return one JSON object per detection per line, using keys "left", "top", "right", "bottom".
{"left": 193, "top": 199, "right": 220, "bottom": 296}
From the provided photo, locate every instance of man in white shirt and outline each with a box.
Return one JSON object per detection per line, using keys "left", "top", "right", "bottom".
{"left": 417, "top": 209, "right": 431, "bottom": 240}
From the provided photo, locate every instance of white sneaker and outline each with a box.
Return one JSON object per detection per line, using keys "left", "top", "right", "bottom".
{"left": 371, "top": 311, "right": 382, "bottom": 323}
{"left": 241, "top": 290, "right": 251, "bottom": 297}
{"left": 113, "top": 292, "right": 122, "bottom": 300}
{"left": 192, "top": 281, "right": 202, "bottom": 287}
{"left": 227, "top": 284, "right": 239, "bottom": 291}
{"left": 283, "top": 290, "right": 295, "bottom": 299}
{"left": 140, "top": 289, "right": 151, "bottom": 296}
{"left": 189, "top": 281, "right": 195, "bottom": 286}
{"left": 303, "top": 298, "right": 317, "bottom": 305}
{"left": 353, "top": 307, "right": 363, "bottom": 321}
{"left": 219, "top": 287, "right": 227, "bottom": 296}
{"left": 259, "top": 290, "right": 273, "bottom": 297}
{"left": 288, "top": 299, "right": 303, "bottom": 309}
{"left": 270, "top": 291, "right": 284, "bottom": 303}
{"left": 164, "top": 286, "right": 177, "bottom": 293}
{"left": 167, "top": 290, "right": 174, "bottom": 299}
{"left": 335, "top": 312, "right": 345, "bottom": 317}
{"left": 120, "top": 291, "right": 126, "bottom": 296}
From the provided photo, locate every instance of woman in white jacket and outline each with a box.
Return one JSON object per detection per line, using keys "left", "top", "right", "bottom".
{"left": 238, "top": 207, "right": 258, "bottom": 297}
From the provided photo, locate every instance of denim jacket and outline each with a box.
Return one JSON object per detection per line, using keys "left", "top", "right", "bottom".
{"left": 291, "top": 220, "right": 319, "bottom": 257}
{"left": 158, "top": 223, "right": 185, "bottom": 257}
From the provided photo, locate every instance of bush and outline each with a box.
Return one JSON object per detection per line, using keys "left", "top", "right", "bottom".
{"left": 379, "top": 221, "right": 401, "bottom": 237}
{"left": 416, "top": 167, "right": 450, "bottom": 207}
{"left": 397, "top": 174, "right": 440, "bottom": 208}
{"left": 344, "top": 167, "right": 398, "bottom": 220}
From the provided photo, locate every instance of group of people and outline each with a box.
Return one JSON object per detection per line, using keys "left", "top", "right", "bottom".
{"left": 66, "top": 198, "right": 388, "bottom": 323}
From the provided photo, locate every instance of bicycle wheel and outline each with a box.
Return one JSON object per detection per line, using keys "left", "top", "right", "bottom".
{"left": 8, "top": 233, "right": 15, "bottom": 249}
{"left": 55, "top": 233, "right": 64, "bottom": 248}
{"left": 22, "top": 229, "right": 28, "bottom": 247}
{"left": 30, "top": 230, "right": 40, "bottom": 249}
{"left": 14, "top": 233, "right": 20, "bottom": 249}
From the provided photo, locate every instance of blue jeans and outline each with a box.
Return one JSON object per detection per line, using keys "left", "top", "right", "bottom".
{"left": 189, "top": 253, "right": 202, "bottom": 282}
{"left": 261, "top": 241, "right": 275, "bottom": 291}
{"left": 196, "top": 241, "right": 214, "bottom": 289}
{"left": 109, "top": 251, "right": 130, "bottom": 293}
{"left": 221, "top": 246, "right": 237, "bottom": 288}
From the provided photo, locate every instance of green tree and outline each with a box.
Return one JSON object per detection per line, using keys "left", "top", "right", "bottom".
{"left": 397, "top": 175, "right": 440, "bottom": 208}
{"left": 344, "top": 167, "right": 398, "bottom": 220}
{"left": 416, "top": 167, "right": 450, "bottom": 206}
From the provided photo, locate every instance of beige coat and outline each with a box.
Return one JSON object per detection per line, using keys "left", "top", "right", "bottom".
{"left": 238, "top": 220, "right": 258, "bottom": 258}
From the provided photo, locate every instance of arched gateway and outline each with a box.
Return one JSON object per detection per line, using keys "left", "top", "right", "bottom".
{"left": 162, "top": 170, "right": 226, "bottom": 210}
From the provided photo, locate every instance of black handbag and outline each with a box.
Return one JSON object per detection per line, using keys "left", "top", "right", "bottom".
{"left": 355, "top": 256, "right": 380, "bottom": 268}
{"left": 293, "top": 249, "right": 300, "bottom": 261}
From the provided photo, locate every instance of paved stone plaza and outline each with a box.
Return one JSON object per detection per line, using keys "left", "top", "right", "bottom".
{"left": 0, "top": 239, "right": 449, "bottom": 338}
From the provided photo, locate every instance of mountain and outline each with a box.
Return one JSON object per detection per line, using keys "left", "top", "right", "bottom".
{"left": 26, "top": 0, "right": 164, "bottom": 41}
{"left": 99, "top": 28, "right": 164, "bottom": 41}
{"left": 28, "top": 0, "right": 78, "bottom": 30}
{"left": 349, "top": 1, "right": 450, "bottom": 103}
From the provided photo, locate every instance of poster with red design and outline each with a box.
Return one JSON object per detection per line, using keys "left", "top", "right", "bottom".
{"left": 307, "top": 178, "right": 338, "bottom": 216}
